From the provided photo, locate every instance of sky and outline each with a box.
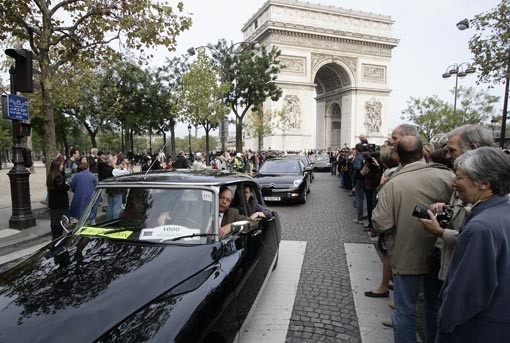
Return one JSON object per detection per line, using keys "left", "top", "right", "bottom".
{"left": 1, "top": 0, "right": 503, "bottom": 140}
{"left": 162, "top": 0, "right": 503, "bottom": 138}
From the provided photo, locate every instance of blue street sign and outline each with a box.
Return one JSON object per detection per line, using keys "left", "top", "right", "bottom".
{"left": 4, "top": 94, "right": 29, "bottom": 120}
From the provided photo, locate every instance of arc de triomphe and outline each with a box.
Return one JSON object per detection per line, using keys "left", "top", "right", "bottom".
{"left": 242, "top": 0, "right": 399, "bottom": 150}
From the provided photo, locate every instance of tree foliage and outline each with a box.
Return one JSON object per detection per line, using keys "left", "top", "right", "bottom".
{"left": 181, "top": 50, "right": 229, "bottom": 160}
{"left": 402, "top": 87, "right": 499, "bottom": 142}
{"left": 245, "top": 106, "right": 285, "bottom": 151}
{"left": 401, "top": 95, "right": 450, "bottom": 143}
{"left": 468, "top": 0, "right": 510, "bottom": 84}
{"left": 209, "top": 39, "right": 283, "bottom": 152}
{"left": 0, "top": 0, "right": 191, "bottom": 171}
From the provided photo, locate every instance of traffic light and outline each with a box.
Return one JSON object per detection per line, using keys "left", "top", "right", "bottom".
{"left": 5, "top": 48, "right": 33, "bottom": 93}
{"left": 12, "top": 121, "right": 31, "bottom": 137}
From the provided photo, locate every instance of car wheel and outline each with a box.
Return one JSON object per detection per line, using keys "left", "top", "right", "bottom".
{"left": 299, "top": 185, "right": 307, "bottom": 204}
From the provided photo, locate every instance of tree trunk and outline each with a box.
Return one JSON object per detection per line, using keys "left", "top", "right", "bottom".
{"left": 205, "top": 127, "right": 210, "bottom": 166}
{"left": 235, "top": 118, "right": 243, "bottom": 153}
{"left": 40, "top": 54, "right": 58, "bottom": 174}
{"left": 169, "top": 124, "right": 176, "bottom": 157}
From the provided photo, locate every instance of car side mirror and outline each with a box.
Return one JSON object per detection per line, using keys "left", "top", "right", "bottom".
{"left": 231, "top": 220, "right": 251, "bottom": 234}
{"left": 60, "top": 215, "right": 76, "bottom": 234}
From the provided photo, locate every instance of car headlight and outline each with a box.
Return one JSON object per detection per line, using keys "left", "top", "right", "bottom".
{"left": 293, "top": 179, "right": 303, "bottom": 187}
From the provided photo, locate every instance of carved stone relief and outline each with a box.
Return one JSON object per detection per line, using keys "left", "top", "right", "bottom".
{"left": 362, "top": 64, "right": 386, "bottom": 83}
{"left": 269, "top": 32, "right": 392, "bottom": 57}
{"left": 280, "top": 56, "right": 306, "bottom": 74}
{"left": 364, "top": 98, "right": 382, "bottom": 133}
{"left": 282, "top": 94, "right": 302, "bottom": 130}
{"left": 312, "top": 53, "right": 357, "bottom": 74}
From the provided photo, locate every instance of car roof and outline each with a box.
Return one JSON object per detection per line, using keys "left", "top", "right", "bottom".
{"left": 99, "top": 169, "right": 255, "bottom": 187}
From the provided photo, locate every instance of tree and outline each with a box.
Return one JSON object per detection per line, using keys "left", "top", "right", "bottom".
{"left": 156, "top": 55, "right": 189, "bottom": 156}
{"left": 181, "top": 50, "right": 229, "bottom": 161}
{"left": 402, "top": 87, "right": 499, "bottom": 142}
{"left": 210, "top": 39, "right": 282, "bottom": 152}
{"left": 0, "top": 0, "right": 191, "bottom": 170}
{"left": 401, "top": 95, "right": 450, "bottom": 143}
{"left": 245, "top": 105, "right": 285, "bottom": 151}
{"left": 467, "top": 0, "right": 510, "bottom": 146}
{"left": 451, "top": 86, "right": 499, "bottom": 127}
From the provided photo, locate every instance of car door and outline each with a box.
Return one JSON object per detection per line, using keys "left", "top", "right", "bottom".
{"left": 231, "top": 181, "right": 279, "bottom": 324}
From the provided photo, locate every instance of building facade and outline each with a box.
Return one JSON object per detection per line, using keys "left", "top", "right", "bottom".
{"left": 242, "top": 0, "right": 399, "bottom": 150}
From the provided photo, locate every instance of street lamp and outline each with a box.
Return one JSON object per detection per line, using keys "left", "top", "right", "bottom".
{"left": 457, "top": 18, "right": 509, "bottom": 148}
{"left": 442, "top": 62, "right": 475, "bottom": 114}
{"left": 187, "top": 41, "right": 260, "bottom": 152}
{"left": 187, "top": 124, "right": 193, "bottom": 161}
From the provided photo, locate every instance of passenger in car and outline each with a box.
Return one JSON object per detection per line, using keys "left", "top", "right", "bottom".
{"left": 218, "top": 186, "right": 256, "bottom": 238}
{"left": 245, "top": 186, "right": 273, "bottom": 221}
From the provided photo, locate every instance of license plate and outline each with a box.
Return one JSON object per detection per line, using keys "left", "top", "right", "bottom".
{"left": 264, "top": 196, "right": 281, "bottom": 201}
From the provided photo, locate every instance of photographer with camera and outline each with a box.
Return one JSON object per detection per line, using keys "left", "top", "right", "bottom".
{"left": 419, "top": 148, "right": 510, "bottom": 342}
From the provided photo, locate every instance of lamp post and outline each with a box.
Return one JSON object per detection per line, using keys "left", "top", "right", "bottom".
{"left": 442, "top": 62, "right": 476, "bottom": 115}
{"left": 187, "top": 124, "right": 192, "bottom": 161}
{"left": 187, "top": 41, "right": 259, "bottom": 152}
{"left": 457, "top": 18, "right": 508, "bottom": 148}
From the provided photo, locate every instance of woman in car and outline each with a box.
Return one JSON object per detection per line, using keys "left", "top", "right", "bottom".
{"left": 245, "top": 186, "right": 273, "bottom": 221}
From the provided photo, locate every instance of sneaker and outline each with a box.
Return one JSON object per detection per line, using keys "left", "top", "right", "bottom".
{"left": 370, "top": 230, "right": 378, "bottom": 238}
{"left": 40, "top": 200, "right": 48, "bottom": 206}
{"left": 353, "top": 219, "right": 364, "bottom": 224}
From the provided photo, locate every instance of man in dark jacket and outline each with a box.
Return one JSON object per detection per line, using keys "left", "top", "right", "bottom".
{"left": 172, "top": 151, "right": 189, "bottom": 169}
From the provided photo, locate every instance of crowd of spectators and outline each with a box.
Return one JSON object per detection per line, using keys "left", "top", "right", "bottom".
{"left": 323, "top": 124, "right": 510, "bottom": 343}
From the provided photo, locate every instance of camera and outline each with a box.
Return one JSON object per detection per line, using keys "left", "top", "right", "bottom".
{"left": 412, "top": 204, "right": 453, "bottom": 228}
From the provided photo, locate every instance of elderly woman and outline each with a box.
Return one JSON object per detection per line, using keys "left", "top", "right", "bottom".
{"left": 419, "top": 147, "right": 510, "bottom": 342}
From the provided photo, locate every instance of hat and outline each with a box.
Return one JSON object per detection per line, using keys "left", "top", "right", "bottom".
{"left": 236, "top": 152, "right": 242, "bottom": 158}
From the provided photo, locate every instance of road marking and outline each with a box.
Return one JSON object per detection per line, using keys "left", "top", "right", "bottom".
{"left": 0, "top": 242, "right": 48, "bottom": 265}
{"left": 238, "top": 240, "right": 307, "bottom": 343}
{"left": 0, "top": 229, "right": 20, "bottom": 239}
{"left": 345, "top": 243, "right": 394, "bottom": 343}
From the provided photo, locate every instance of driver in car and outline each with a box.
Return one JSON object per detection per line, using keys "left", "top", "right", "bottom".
{"left": 218, "top": 186, "right": 256, "bottom": 239}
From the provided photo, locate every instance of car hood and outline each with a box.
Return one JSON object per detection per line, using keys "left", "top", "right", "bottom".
{"left": 254, "top": 174, "right": 302, "bottom": 185}
{"left": 0, "top": 235, "right": 220, "bottom": 343}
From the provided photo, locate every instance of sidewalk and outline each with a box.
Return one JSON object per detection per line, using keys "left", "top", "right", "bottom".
{"left": 0, "top": 161, "right": 52, "bottom": 266}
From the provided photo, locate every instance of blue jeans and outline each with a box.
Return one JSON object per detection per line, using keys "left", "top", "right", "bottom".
{"left": 393, "top": 274, "right": 441, "bottom": 343}
{"left": 354, "top": 180, "right": 364, "bottom": 221}
{"left": 106, "top": 193, "right": 123, "bottom": 221}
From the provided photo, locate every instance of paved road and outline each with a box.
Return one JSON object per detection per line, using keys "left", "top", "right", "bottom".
{"left": 270, "top": 173, "right": 374, "bottom": 342}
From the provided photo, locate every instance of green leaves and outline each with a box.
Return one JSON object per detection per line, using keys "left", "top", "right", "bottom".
{"left": 468, "top": 0, "right": 510, "bottom": 84}
{"left": 401, "top": 87, "right": 499, "bottom": 142}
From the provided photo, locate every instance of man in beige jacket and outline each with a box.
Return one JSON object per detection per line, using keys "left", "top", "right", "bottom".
{"left": 372, "top": 136, "right": 454, "bottom": 343}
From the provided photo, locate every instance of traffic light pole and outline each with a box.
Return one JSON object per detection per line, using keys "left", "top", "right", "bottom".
{"left": 8, "top": 66, "right": 36, "bottom": 229}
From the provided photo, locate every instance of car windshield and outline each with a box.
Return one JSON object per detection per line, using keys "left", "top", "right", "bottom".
{"left": 259, "top": 160, "right": 301, "bottom": 174}
{"left": 73, "top": 187, "right": 217, "bottom": 244}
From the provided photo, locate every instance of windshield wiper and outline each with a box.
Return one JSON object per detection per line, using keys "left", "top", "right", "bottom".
{"left": 161, "top": 233, "right": 218, "bottom": 242}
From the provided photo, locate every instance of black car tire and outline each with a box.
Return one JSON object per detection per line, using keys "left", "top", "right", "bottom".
{"left": 299, "top": 185, "right": 307, "bottom": 204}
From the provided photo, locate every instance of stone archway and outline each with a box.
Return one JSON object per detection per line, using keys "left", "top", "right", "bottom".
{"left": 242, "top": 0, "right": 398, "bottom": 150}
{"left": 314, "top": 62, "right": 351, "bottom": 149}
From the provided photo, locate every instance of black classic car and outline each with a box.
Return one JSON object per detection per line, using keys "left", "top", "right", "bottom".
{"left": 0, "top": 170, "right": 281, "bottom": 343}
{"left": 254, "top": 158, "right": 310, "bottom": 204}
